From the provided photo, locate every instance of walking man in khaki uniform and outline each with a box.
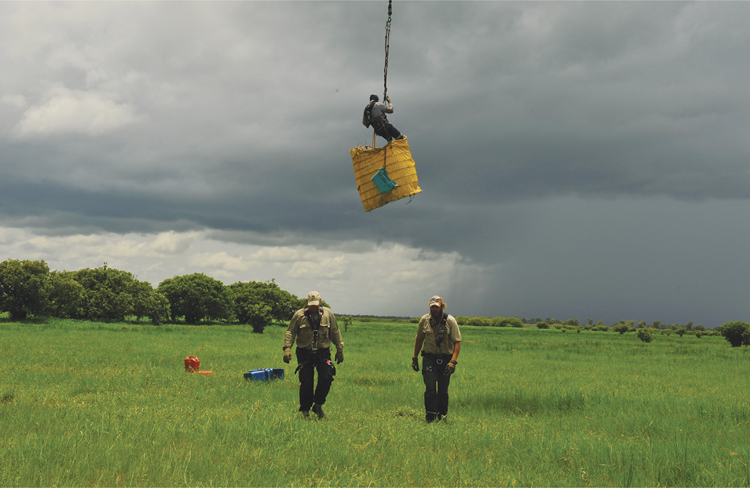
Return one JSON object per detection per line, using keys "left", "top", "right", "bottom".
{"left": 283, "top": 291, "right": 344, "bottom": 419}
{"left": 412, "top": 295, "right": 462, "bottom": 423}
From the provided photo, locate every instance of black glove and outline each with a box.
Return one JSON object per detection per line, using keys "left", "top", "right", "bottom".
{"left": 411, "top": 357, "right": 419, "bottom": 372}
{"left": 335, "top": 350, "right": 344, "bottom": 364}
{"left": 283, "top": 350, "right": 292, "bottom": 364}
{"left": 445, "top": 360, "right": 457, "bottom": 376}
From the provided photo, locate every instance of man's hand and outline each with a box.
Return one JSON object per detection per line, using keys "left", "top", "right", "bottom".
{"left": 335, "top": 350, "right": 344, "bottom": 364}
{"left": 445, "top": 360, "right": 457, "bottom": 376}
{"left": 283, "top": 349, "right": 292, "bottom": 364}
{"left": 411, "top": 357, "right": 419, "bottom": 372}
{"left": 386, "top": 96, "right": 391, "bottom": 104}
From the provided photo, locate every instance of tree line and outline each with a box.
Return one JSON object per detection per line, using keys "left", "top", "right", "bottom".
{"left": 0, "top": 259, "right": 313, "bottom": 332}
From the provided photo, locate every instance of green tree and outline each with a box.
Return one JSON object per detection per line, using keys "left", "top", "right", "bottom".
{"left": 613, "top": 323, "right": 631, "bottom": 335}
{"left": 493, "top": 317, "right": 523, "bottom": 328}
{"left": 158, "top": 273, "right": 230, "bottom": 324}
{"left": 0, "top": 259, "right": 51, "bottom": 320}
{"left": 130, "top": 280, "right": 170, "bottom": 325}
{"left": 637, "top": 328, "right": 652, "bottom": 343}
{"left": 73, "top": 264, "right": 142, "bottom": 321}
{"left": 536, "top": 321, "right": 549, "bottom": 329}
{"left": 652, "top": 320, "right": 661, "bottom": 329}
{"left": 720, "top": 321, "right": 750, "bottom": 348}
{"left": 48, "top": 270, "right": 84, "bottom": 318}
{"left": 228, "top": 282, "right": 273, "bottom": 333}
{"left": 676, "top": 327, "right": 686, "bottom": 337}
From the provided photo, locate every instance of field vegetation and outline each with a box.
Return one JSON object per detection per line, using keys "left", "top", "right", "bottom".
{"left": 2, "top": 317, "right": 749, "bottom": 486}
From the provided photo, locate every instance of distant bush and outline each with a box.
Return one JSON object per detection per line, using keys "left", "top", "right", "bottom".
{"left": 593, "top": 325, "right": 610, "bottom": 332}
{"left": 227, "top": 282, "right": 273, "bottom": 333}
{"left": 72, "top": 264, "right": 162, "bottom": 323}
{"left": 0, "top": 259, "right": 51, "bottom": 321}
{"left": 494, "top": 317, "right": 524, "bottom": 328}
{"left": 637, "top": 328, "right": 652, "bottom": 343}
{"left": 613, "top": 323, "right": 631, "bottom": 335}
{"left": 48, "top": 271, "right": 84, "bottom": 319}
{"left": 343, "top": 315, "right": 353, "bottom": 332}
{"left": 158, "top": 273, "right": 231, "bottom": 325}
{"left": 536, "top": 322, "right": 549, "bottom": 329}
{"left": 470, "top": 317, "right": 493, "bottom": 327}
{"left": 719, "top": 321, "right": 750, "bottom": 347}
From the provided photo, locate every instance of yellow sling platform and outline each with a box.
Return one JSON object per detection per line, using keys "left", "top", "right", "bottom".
{"left": 349, "top": 137, "right": 421, "bottom": 212}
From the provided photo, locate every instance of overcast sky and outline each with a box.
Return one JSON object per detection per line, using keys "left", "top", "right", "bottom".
{"left": 2, "top": 1, "right": 749, "bottom": 327}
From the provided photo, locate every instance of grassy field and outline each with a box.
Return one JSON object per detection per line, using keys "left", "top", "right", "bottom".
{"left": 1, "top": 318, "right": 749, "bottom": 487}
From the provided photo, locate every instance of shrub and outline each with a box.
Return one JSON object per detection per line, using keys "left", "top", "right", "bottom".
{"left": 676, "top": 327, "right": 686, "bottom": 338}
{"left": 70, "top": 264, "right": 146, "bottom": 322}
{"left": 158, "top": 273, "right": 230, "bottom": 324}
{"left": 637, "top": 328, "right": 652, "bottom": 343}
{"left": 0, "top": 259, "right": 51, "bottom": 320}
{"left": 469, "top": 317, "right": 493, "bottom": 327}
{"left": 48, "top": 271, "right": 84, "bottom": 319}
{"left": 536, "top": 321, "right": 549, "bottom": 329}
{"left": 493, "top": 317, "right": 524, "bottom": 328}
{"left": 720, "top": 321, "right": 750, "bottom": 347}
{"left": 226, "top": 281, "right": 274, "bottom": 332}
{"left": 343, "top": 316, "right": 353, "bottom": 332}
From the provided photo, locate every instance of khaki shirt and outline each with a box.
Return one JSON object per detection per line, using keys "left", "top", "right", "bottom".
{"left": 416, "top": 313, "right": 461, "bottom": 355}
{"left": 284, "top": 307, "right": 344, "bottom": 352}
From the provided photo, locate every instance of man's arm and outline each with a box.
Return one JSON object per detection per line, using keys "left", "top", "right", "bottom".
{"left": 328, "top": 309, "right": 344, "bottom": 350}
{"left": 283, "top": 313, "right": 300, "bottom": 352}
{"left": 451, "top": 341, "right": 461, "bottom": 363}
{"left": 413, "top": 337, "right": 424, "bottom": 358}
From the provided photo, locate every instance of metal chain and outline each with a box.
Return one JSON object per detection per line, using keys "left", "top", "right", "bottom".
{"left": 383, "top": 0, "right": 392, "bottom": 102}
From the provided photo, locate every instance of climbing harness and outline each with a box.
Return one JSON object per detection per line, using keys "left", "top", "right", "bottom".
{"left": 304, "top": 306, "right": 324, "bottom": 352}
{"left": 433, "top": 312, "right": 449, "bottom": 351}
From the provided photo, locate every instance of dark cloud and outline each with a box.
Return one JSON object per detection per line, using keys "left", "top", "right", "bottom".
{"left": 2, "top": 2, "right": 750, "bottom": 326}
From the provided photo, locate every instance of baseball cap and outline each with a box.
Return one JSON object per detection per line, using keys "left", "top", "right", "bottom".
{"left": 307, "top": 291, "right": 321, "bottom": 306}
{"left": 429, "top": 295, "right": 444, "bottom": 308}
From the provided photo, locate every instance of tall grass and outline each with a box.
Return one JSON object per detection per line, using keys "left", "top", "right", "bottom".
{"left": 1, "top": 319, "right": 749, "bottom": 486}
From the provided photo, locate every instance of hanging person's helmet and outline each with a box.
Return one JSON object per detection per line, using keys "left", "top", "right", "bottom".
{"left": 370, "top": 94, "right": 379, "bottom": 101}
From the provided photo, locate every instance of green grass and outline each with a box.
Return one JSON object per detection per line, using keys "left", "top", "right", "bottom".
{"left": 1, "top": 319, "right": 749, "bottom": 486}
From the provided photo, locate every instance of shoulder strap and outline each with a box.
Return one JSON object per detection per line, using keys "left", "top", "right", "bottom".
{"left": 433, "top": 312, "right": 449, "bottom": 348}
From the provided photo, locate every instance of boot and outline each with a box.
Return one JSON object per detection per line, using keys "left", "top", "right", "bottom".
{"left": 312, "top": 404, "right": 325, "bottom": 419}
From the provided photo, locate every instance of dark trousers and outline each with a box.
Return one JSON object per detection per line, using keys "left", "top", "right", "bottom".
{"left": 422, "top": 354, "right": 452, "bottom": 417}
{"left": 296, "top": 348, "right": 335, "bottom": 412}
{"left": 373, "top": 119, "right": 402, "bottom": 142}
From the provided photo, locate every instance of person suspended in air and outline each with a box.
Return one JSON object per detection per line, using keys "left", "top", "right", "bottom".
{"left": 363, "top": 93, "right": 404, "bottom": 143}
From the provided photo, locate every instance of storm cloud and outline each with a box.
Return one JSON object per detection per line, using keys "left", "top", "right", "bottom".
{"left": 2, "top": 1, "right": 749, "bottom": 326}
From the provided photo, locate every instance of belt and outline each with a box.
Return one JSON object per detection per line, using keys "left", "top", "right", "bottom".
{"left": 422, "top": 352, "right": 452, "bottom": 365}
